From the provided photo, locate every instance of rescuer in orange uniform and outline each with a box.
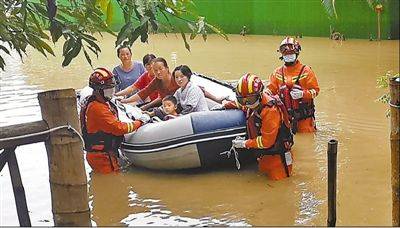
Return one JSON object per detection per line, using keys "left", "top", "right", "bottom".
{"left": 267, "top": 37, "right": 320, "bottom": 133}
{"left": 223, "top": 74, "right": 294, "bottom": 180}
{"left": 80, "top": 68, "right": 150, "bottom": 174}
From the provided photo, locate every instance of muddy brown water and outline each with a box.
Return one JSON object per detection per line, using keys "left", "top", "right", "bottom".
{"left": 0, "top": 34, "right": 398, "bottom": 226}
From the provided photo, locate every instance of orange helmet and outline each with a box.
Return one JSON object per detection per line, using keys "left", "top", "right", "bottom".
{"left": 236, "top": 73, "right": 264, "bottom": 106}
{"left": 89, "top": 67, "right": 116, "bottom": 90}
{"left": 278, "top": 37, "right": 301, "bottom": 55}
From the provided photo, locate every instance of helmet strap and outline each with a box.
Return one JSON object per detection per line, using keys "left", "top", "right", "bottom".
{"left": 94, "top": 89, "right": 108, "bottom": 102}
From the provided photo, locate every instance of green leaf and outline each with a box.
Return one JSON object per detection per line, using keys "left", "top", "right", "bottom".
{"left": 116, "top": 21, "right": 132, "bottom": 46}
{"left": 83, "top": 48, "right": 93, "bottom": 67}
{"left": 180, "top": 31, "right": 190, "bottom": 51}
{"left": 127, "top": 26, "right": 142, "bottom": 46}
{"left": 149, "top": 19, "right": 158, "bottom": 32}
{"left": 62, "top": 39, "right": 82, "bottom": 67}
{"left": 321, "top": 0, "right": 338, "bottom": 19}
{"left": 0, "top": 55, "right": 5, "bottom": 71}
{"left": 63, "top": 38, "right": 75, "bottom": 57}
{"left": 49, "top": 21, "right": 63, "bottom": 43}
{"left": 0, "top": 45, "right": 10, "bottom": 55}
{"left": 205, "top": 22, "right": 228, "bottom": 40}
{"left": 106, "top": 0, "right": 114, "bottom": 26}
{"left": 84, "top": 38, "right": 101, "bottom": 52}
{"left": 140, "top": 25, "right": 148, "bottom": 42}
{"left": 87, "top": 45, "right": 99, "bottom": 58}
{"left": 32, "top": 36, "right": 55, "bottom": 56}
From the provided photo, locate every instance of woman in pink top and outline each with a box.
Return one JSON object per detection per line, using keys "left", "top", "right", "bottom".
{"left": 120, "top": 57, "right": 179, "bottom": 110}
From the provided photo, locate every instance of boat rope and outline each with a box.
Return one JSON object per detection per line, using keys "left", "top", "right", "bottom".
{"left": 118, "top": 151, "right": 133, "bottom": 169}
{"left": 220, "top": 145, "right": 241, "bottom": 170}
{"left": 0, "top": 125, "right": 85, "bottom": 148}
{"left": 389, "top": 102, "right": 400, "bottom": 109}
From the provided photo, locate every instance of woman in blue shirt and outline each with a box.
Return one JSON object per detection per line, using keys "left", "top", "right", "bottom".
{"left": 113, "top": 46, "right": 145, "bottom": 92}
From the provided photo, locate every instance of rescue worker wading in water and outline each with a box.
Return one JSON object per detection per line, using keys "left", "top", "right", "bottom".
{"left": 80, "top": 68, "right": 150, "bottom": 174}
{"left": 267, "top": 37, "right": 320, "bottom": 133}
{"left": 223, "top": 74, "right": 294, "bottom": 181}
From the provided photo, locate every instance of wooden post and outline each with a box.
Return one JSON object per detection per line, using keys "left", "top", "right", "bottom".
{"left": 377, "top": 11, "right": 381, "bottom": 41}
{"left": 37, "top": 89, "right": 91, "bottom": 226}
{"left": 375, "top": 4, "right": 383, "bottom": 41}
{"left": 327, "top": 139, "right": 338, "bottom": 227}
{"left": 389, "top": 78, "right": 400, "bottom": 226}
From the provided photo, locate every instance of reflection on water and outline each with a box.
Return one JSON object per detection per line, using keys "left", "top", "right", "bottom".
{"left": 0, "top": 34, "right": 398, "bottom": 226}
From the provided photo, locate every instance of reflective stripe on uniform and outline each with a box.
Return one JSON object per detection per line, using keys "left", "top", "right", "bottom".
{"left": 256, "top": 136, "right": 264, "bottom": 148}
{"left": 126, "top": 122, "right": 134, "bottom": 133}
{"left": 292, "top": 73, "right": 308, "bottom": 83}
{"left": 274, "top": 73, "right": 284, "bottom": 82}
{"left": 309, "top": 89, "right": 317, "bottom": 98}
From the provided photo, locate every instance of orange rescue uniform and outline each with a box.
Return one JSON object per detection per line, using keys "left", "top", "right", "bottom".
{"left": 267, "top": 60, "right": 319, "bottom": 133}
{"left": 225, "top": 93, "right": 293, "bottom": 180}
{"left": 83, "top": 99, "right": 141, "bottom": 174}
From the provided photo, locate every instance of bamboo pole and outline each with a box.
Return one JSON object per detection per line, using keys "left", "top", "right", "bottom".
{"left": 389, "top": 78, "right": 400, "bottom": 226}
{"left": 327, "top": 139, "right": 338, "bottom": 227}
{"left": 37, "top": 89, "right": 90, "bottom": 226}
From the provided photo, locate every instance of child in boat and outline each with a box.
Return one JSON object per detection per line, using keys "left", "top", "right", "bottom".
{"left": 144, "top": 95, "right": 179, "bottom": 121}
{"left": 161, "top": 95, "right": 179, "bottom": 120}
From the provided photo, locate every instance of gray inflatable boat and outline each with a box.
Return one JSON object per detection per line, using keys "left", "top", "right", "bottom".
{"left": 122, "top": 74, "right": 253, "bottom": 170}
{"left": 122, "top": 109, "right": 248, "bottom": 170}
{"left": 79, "top": 74, "right": 251, "bottom": 170}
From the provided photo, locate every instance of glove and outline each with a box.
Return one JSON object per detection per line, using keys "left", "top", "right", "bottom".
{"left": 232, "top": 136, "right": 246, "bottom": 148}
{"left": 290, "top": 89, "right": 303, "bottom": 100}
{"left": 210, "top": 104, "right": 225, "bottom": 111}
{"left": 137, "top": 113, "right": 151, "bottom": 124}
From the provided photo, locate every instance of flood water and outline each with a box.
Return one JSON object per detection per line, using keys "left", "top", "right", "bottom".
{"left": 0, "top": 34, "right": 398, "bottom": 226}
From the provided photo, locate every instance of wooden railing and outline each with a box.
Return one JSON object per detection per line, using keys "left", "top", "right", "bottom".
{"left": 0, "top": 89, "right": 90, "bottom": 226}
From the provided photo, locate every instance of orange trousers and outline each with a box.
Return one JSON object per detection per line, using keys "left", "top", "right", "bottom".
{"left": 86, "top": 151, "right": 120, "bottom": 174}
{"left": 297, "top": 117, "right": 316, "bottom": 133}
{"left": 257, "top": 154, "right": 292, "bottom": 181}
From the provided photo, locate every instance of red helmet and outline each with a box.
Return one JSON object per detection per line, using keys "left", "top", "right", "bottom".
{"left": 236, "top": 73, "right": 264, "bottom": 106}
{"left": 89, "top": 67, "right": 116, "bottom": 90}
{"left": 278, "top": 37, "right": 301, "bottom": 55}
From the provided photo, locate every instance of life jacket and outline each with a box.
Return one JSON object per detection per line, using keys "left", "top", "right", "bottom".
{"left": 278, "top": 65, "right": 315, "bottom": 133}
{"left": 79, "top": 96, "right": 124, "bottom": 154}
{"left": 246, "top": 95, "right": 294, "bottom": 177}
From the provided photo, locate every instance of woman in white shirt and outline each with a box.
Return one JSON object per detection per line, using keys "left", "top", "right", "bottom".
{"left": 173, "top": 65, "right": 209, "bottom": 114}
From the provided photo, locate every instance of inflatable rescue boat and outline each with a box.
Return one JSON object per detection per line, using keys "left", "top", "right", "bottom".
{"left": 79, "top": 74, "right": 251, "bottom": 170}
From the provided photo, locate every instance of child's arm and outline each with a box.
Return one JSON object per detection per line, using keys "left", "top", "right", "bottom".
{"left": 142, "top": 110, "right": 155, "bottom": 117}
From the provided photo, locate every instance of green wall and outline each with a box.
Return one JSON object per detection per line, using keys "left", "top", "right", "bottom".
{"left": 108, "top": 0, "right": 399, "bottom": 39}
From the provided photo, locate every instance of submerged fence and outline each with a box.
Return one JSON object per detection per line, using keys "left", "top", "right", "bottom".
{"left": 0, "top": 89, "right": 90, "bottom": 226}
